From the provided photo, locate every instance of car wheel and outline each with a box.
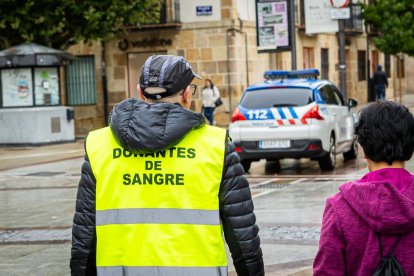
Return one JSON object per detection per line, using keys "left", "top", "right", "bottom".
{"left": 319, "top": 135, "right": 336, "bottom": 171}
{"left": 265, "top": 160, "right": 281, "bottom": 174}
{"left": 241, "top": 159, "right": 252, "bottom": 173}
{"left": 343, "top": 139, "right": 358, "bottom": 160}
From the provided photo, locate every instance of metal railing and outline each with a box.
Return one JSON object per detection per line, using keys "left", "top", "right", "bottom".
{"left": 344, "top": 3, "right": 363, "bottom": 34}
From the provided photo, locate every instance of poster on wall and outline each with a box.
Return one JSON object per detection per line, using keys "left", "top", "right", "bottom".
{"left": 1, "top": 68, "right": 33, "bottom": 107}
{"left": 34, "top": 68, "right": 59, "bottom": 105}
{"left": 256, "top": 0, "right": 291, "bottom": 52}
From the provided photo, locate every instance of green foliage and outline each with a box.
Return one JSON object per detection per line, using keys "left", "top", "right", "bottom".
{"left": 0, "top": 0, "right": 162, "bottom": 50}
{"left": 362, "top": 0, "right": 414, "bottom": 56}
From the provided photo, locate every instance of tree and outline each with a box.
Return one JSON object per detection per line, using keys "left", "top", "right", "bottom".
{"left": 0, "top": 0, "right": 162, "bottom": 50}
{"left": 362, "top": 0, "right": 414, "bottom": 56}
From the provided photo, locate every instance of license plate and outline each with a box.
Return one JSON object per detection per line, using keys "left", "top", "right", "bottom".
{"left": 259, "top": 140, "right": 290, "bottom": 149}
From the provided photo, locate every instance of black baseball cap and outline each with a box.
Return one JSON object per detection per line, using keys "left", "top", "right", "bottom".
{"left": 139, "top": 55, "right": 202, "bottom": 100}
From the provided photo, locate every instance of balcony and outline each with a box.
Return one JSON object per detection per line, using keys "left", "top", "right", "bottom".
{"left": 125, "top": 0, "right": 182, "bottom": 31}
{"left": 344, "top": 3, "right": 363, "bottom": 35}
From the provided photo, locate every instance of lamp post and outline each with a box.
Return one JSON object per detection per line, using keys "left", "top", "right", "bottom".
{"left": 289, "top": 0, "right": 297, "bottom": 70}
{"left": 338, "top": 19, "right": 347, "bottom": 100}
{"left": 330, "top": 0, "right": 351, "bottom": 100}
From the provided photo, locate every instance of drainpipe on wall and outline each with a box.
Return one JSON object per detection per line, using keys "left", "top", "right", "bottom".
{"left": 226, "top": 20, "right": 249, "bottom": 118}
{"left": 226, "top": 31, "right": 232, "bottom": 119}
{"left": 101, "top": 41, "right": 109, "bottom": 125}
{"left": 366, "top": 27, "right": 371, "bottom": 102}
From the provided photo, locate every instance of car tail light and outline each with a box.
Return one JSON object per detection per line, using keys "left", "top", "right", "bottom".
{"left": 308, "top": 143, "right": 321, "bottom": 151}
{"left": 301, "top": 105, "right": 324, "bottom": 123}
{"left": 235, "top": 146, "right": 243, "bottom": 153}
{"left": 231, "top": 108, "right": 247, "bottom": 123}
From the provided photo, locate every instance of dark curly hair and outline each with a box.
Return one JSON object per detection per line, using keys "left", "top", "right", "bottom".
{"left": 354, "top": 100, "right": 414, "bottom": 165}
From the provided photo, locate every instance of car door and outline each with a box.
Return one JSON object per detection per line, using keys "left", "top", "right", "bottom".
{"left": 329, "top": 84, "right": 349, "bottom": 144}
{"left": 318, "top": 84, "right": 343, "bottom": 143}
{"left": 331, "top": 85, "right": 355, "bottom": 144}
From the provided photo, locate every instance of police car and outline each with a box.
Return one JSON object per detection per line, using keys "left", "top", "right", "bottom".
{"left": 229, "top": 69, "right": 358, "bottom": 172}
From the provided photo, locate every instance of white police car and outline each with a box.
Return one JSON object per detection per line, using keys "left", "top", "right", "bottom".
{"left": 229, "top": 69, "right": 358, "bottom": 172}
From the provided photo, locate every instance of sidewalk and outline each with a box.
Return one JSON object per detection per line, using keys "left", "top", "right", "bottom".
{"left": 0, "top": 139, "right": 85, "bottom": 171}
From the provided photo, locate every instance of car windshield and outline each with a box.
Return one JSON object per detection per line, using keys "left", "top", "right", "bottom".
{"left": 239, "top": 88, "right": 314, "bottom": 109}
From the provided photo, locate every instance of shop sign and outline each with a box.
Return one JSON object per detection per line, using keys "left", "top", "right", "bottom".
{"left": 118, "top": 38, "right": 173, "bottom": 51}
{"left": 330, "top": 7, "right": 350, "bottom": 19}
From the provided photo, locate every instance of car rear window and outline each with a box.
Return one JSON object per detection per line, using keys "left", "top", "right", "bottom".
{"left": 239, "top": 88, "right": 314, "bottom": 109}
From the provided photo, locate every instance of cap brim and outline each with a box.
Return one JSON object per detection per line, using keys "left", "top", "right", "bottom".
{"left": 193, "top": 71, "right": 202, "bottom": 80}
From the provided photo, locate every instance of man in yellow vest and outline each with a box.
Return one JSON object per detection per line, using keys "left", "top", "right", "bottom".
{"left": 70, "top": 55, "right": 264, "bottom": 276}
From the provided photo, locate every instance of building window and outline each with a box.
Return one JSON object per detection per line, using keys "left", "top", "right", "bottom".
{"left": 321, "top": 48, "right": 329, "bottom": 79}
{"left": 384, "top": 54, "right": 391, "bottom": 78}
{"left": 66, "top": 56, "right": 97, "bottom": 105}
{"left": 358, "top": 50, "right": 366, "bottom": 81}
{"left": 303, "top": 47, "right": 314, "bottom": 69}
{"left": 397, "top": 56, "right": 405, "bottom": 78}
{"left": 299, "top": 0, "right": 305, "bottom": 27}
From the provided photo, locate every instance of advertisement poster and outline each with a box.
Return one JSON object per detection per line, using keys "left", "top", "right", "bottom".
{"left": 34, "top": 68, "right": 59, "bottom": 105}
{"left": 256, "top": 0, "right": 290, "bottom": 52}
{"left": 1, "top": 68, "right": 33, "bottom": 107}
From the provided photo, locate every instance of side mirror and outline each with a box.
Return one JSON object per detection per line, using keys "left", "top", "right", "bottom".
{"left": 348, "top": 98, "right": 358, "bottom": 109}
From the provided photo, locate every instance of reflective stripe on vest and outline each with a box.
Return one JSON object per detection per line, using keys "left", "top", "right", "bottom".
{"left": 96, "top": 208, "right": 220, "bottom": 225}
{"left": 97, "top": 266, "right": 227, "bottom": 276}
{"left": 86, "top": 124, "right": 227, "bottom": 273}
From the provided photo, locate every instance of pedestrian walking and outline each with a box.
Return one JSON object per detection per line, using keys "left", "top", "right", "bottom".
{"left": 373, "top": 64, "right": 388, "bottom": 100}
{"left": 314, "top": 101, "right": 414, "bottom": 275}
{"left": 70, "top": 55, "right": 264, "bottom": 276}
{"left": 201, "top": 79, "right": 220, "bottom": 125}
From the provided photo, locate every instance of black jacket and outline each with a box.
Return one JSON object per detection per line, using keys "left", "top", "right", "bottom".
{"left": 70, "top": 98, "right": 264, "bottom": 276}
{"left": 373, "top": 70, "right": 388, "bottom": 87}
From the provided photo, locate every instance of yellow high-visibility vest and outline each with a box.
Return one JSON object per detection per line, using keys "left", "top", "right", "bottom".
{"left": 86, "top": 124, "right": 228, "bottom": 276}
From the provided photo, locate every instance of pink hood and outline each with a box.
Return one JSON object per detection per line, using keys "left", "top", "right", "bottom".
{"left": 339, "top": 168, "right": 414, "bottom": 234}
{"left": 314, "top": 168, "right": 414, "bottom": 275}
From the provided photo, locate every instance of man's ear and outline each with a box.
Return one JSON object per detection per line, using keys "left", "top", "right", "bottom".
{"left": 182, "top": 86, "right": 191, "bottom": 103}
{"left": 137, "top": 84, "right": 145, "bottom": 101}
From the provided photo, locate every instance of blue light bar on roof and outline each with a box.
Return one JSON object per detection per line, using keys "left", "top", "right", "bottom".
{"left": 263, "top": 69, "right": 320, "bottom": 80}
{"left": 264, "top": 70, "right": 289, "bottom": 80}
{"left": 288, "top": 69, "right": 320, "bottom": 79}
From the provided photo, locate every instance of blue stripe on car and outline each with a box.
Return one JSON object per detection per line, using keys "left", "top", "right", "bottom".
{"left": 288, "top": 107, "right": 298, "bottom": 119}
{"left": 278, "top": 108, "right": 286, "bottom": 119}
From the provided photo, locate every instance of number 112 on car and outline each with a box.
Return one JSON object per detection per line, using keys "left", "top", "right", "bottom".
{"left": 246, "top": 109, "right": 268, "bottom": 120}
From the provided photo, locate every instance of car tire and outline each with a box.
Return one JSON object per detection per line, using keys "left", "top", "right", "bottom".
{"left": 241, "top": 159, "right": 252, "bottom": 173}
{"left": 319, "top": 135, "right": 336, "bottom": 171}
{"left": 265, "top": 160, "right": 281, "bottom": 174}
{"left": 343, "top": 139, "right": 358, "bottom": 160}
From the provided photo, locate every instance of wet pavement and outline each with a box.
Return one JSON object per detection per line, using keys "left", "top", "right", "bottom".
{"left": 1, "top": 94, "right": 414, "bottom": 275}
{"left": 0, "top": 147, "right": 371, "bottom": 275}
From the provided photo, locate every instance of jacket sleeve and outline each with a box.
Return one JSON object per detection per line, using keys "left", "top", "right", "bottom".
{"left": 70, "top": 153, "right": 97, "bottom": 276}
{"left": 219, "top": 138, "right": 264, "bottom": 276}
{"left": 313, "top": 197, "right": 346, "bottom": 275}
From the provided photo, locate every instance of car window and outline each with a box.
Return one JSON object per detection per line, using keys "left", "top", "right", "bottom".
{"left": 318, "top": 85, "right": 338, "bottom": 105}
{"left": 331, "top": 85, "right": 345, "bottom": 105}
{"left": 239, "top": 88, "right": 314, "bottom": 109}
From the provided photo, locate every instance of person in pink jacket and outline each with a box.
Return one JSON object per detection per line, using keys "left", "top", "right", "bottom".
{"left": 314, "top": 101, "right": 414, "bottom": 275}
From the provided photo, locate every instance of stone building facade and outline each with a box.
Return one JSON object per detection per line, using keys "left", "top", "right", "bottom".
{"left": 66, "top": 0, "right": 410, "bottom": 136}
